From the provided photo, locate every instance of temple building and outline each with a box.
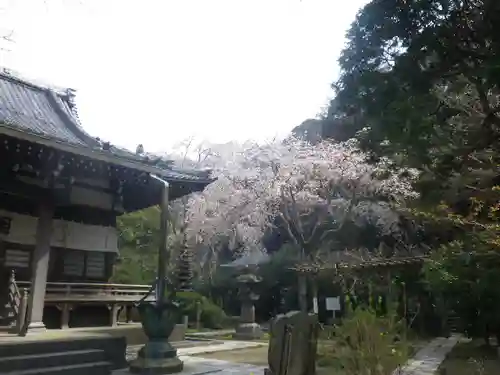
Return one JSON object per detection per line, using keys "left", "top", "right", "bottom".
{"left": 0, "top": 68, "right": 213, "bottom": 334}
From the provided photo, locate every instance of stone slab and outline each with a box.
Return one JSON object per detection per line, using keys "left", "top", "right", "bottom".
{"left": 183, "top": 357, "right": 265, "bottom": 374}
{"left": 234, "top": 323, "right": 263, "bottom": 340}
{"left": 394, "top": 335, "right": 468, "bottom": 375}
{"left": 186, "top": 330, "right": 235, "bottom": 338}
{"left": 115, "top": 356, "right": 265, "bottom": 375}
{"left": 126, "top": 341, "right": 266, "bottom": 363}
{"left": 266, "top": 311, "right": 318, "bottom": 375}
{"left": 180, "top": 341, "right": 265, "bottom": 356}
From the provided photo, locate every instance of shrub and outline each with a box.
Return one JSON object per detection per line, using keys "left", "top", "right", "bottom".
{"left": 200, "top": 302, "right": 227, "bottom": 329}
{"left": 175, "top": 291, "right": 228, "bottom": 329}
{"left": 319, "top": 296, "right": 410, "bottom": 375}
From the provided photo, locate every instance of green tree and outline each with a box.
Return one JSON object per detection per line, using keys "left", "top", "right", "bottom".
{"left": 326, "top": 0, "right": 500, "bottom": 167}
{"left": 113, "top": 206, "right": 181, "bottom": 284}
{"left": 325, "top": 0, "right": 500, "bottom": 341}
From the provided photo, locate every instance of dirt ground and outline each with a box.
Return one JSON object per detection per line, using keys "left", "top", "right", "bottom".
{"left": 438, "top": 341, "right": 500, "bottom": 375}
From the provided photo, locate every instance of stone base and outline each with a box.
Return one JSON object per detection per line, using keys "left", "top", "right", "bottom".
{"left": 115, "top": 356, "right": 266, "bottom": 375}
{"left": 129, "top": 340, "right": 184, "bottom": 374}
{"left": 22, "top": 321, "right": 47, "bottom": 336}
{"left": 129, "top": 356, "right": 183, "bottom": 374}
{"left": 233, "top": 323, "right": 263, "bottom": 340}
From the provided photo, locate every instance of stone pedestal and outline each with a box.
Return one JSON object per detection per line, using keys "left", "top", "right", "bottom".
{"left": 24, "top": 321, "right": 47, "bottom": 336}
{"left": 235, "top": 322, "right": 263, "bottom": 340}
{"left": 130, "top": 302, "right": 184, "bottom": 374}
{"left": 129, "top": 341, "right": 183, "bottom": 374}
{"left": 235, "top": 301, "right": 262, "bottom": 340}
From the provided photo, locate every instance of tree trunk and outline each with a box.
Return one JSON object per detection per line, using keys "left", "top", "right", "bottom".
{"left": 298, "top": 273, "right": 308, "bottom": 312}
{"left": 311, "top": 277, "right": 318, "bottom": 314}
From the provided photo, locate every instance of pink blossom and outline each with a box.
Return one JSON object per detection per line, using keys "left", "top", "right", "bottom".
{"left": 184, "top": 138, "right": 418, "bottom": 254}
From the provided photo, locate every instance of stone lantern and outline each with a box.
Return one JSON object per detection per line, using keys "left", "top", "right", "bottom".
{"left": 234, "top": 265, "right": 263, "bottom": 340}
{"left": 222, "top": 251, "right": 268, "bottom": 340}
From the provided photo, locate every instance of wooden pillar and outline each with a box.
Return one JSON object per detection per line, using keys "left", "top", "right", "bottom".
{"left": 15, "top": 288, "right": 29, "bottom": 335}
{"left": 60, "top": 304, "right": 73, "bottom": 329}
{"left": 25, "top": 200, "right": 54, "bottom": 334}
{"left": 298, "top": 271, "right": 308, "bottom": 312}
{"left": 125, "top": 305, "right": 133, "bottom": 323}
{"left": 108, "top": 304, "right": 120, "bottom": 327}
{"left": 386, "top": 268, "right": 393, "bottom": 312}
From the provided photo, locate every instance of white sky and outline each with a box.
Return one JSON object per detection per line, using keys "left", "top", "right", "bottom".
{"left": 0, "top": 0, "right": 367, "bottom": 153}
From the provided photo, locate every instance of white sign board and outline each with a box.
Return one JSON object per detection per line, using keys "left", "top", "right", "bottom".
{"left": 326, "top": 297, "right": 340, "bottom": 311}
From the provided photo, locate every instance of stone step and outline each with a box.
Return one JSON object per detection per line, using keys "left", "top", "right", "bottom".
{"left": 0, "top": 316, "right": 15, "bottom": 327}
{"left": 3, "top": 361, "right": 112, "bottom": 375}
{"left": 447, "top": 316, "right": 460, "bottom": 332}
{"left": 0, "top": 336, "right": 127, "bottom": 371}
{"left": 0, "top": 349, "right": 106, "bottom": 372}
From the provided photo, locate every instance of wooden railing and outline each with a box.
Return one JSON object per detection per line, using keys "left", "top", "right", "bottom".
{"left": 4, "top": 270, "right": 20, "bottom": 333}
{"left": 7, "top": 270, "right": 20, "bottom": 318}
{"left": 16, "top": 281, "right": 155, "bottom": 303}
{"left": 12, "top": 281, "right": 155, "bottom": 332}
{"left": 1, "top": 270, "right": 29, "bottom": 335}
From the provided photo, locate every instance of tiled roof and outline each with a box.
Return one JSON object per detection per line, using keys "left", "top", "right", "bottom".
{"left": 0, "top": 69, "right": 89, "bottom": 145}
{"left": 0, "top": 68, "right": 213, "bottom": 183}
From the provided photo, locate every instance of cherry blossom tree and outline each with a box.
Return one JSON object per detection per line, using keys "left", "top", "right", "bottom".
{"left": 160, "top": 138, "right": 217, "bottom": 285}
{"left": 183, "top": 137, "right": 418, "bottom": 310}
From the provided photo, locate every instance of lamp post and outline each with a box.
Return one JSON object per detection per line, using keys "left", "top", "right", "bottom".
{"left": 129, "top": 175, "right": 184, "bottom": 374}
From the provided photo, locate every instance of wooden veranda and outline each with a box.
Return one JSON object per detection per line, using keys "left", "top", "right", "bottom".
{"left": 5, "top": 270, "right": 154, "bottom": 334}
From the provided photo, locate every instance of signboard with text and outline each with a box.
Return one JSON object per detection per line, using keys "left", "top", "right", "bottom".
{"left": 326, "top": 297, "right": 340, "bottom": 311}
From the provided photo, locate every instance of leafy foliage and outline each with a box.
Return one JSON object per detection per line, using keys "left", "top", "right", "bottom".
{"left": 112, "top": 208, "right": 162, "bottom": 284}
{"left": 319, "top": 296, "right": 410, "bottom": 375}
{"left": 327, "top": 0, "right": 500, "bottom": 161}
{"left": 322, "top": 0, "right": 500, "bottom": 342}
{"left": 113, "top": 137, "right": 420, "bottom": 317}
{"left": 176, "top": 291, "right": 228, "bottom": 329}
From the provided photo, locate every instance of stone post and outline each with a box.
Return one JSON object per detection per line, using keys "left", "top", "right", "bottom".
{"left": 25, "top": 199, "right": 54, "bottom": 335}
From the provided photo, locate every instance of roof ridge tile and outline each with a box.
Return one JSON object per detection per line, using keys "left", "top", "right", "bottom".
{"left": 0, "top": 67, "right": 72, "bottom": 96}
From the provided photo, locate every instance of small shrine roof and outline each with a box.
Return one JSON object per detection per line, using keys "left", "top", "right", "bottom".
{"left": 293, "top": 255, "right": 428, "bottom": 274}
{"left": 0, "top": 68, "right": 213, "bottom": 184}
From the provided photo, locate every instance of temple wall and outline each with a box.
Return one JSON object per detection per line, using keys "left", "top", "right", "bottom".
{"left": 69, "top": 186, "right": 114, "bottom": 211}
{"left": 0, "top": 209, "right": 118, "bottom": 252}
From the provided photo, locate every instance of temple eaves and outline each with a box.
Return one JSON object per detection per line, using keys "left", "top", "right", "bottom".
{"left": 0, "top": 67, "right": 214, "bottom": 185}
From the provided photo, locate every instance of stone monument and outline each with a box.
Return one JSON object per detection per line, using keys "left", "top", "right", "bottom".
{"left": 265, "top": 311, "right": 319, "bottom": 375}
